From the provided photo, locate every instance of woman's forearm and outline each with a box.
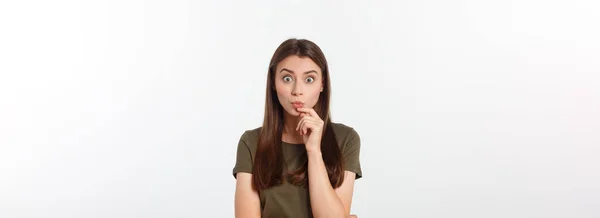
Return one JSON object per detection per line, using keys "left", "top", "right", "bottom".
{"left": 307, "top": 150, "right": 346, "bottom": 218}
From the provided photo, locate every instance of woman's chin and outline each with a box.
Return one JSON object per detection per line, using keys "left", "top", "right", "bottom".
{"left": 285, "top": 109, "right": 301, "bottom": 116}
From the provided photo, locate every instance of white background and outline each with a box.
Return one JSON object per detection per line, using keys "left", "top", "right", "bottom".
{"left": 1, "top": 0, "right": 599, "bottom": 217}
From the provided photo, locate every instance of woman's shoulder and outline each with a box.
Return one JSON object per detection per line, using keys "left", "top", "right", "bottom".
{"left": 238, "top": 126, "right": 262, "bottom": 148}
{"left": 238, "top": 123, "right": 359, "bottom": 146}
{"left": 330, "top": 122, "right": 360, "bottom": 143}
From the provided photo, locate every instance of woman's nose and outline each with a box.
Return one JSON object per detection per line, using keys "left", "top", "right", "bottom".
{"left": 292, "top": 83, "right": 303, "bottom": 95}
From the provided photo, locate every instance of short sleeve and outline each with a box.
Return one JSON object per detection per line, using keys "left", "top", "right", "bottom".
{"left": 232, "top": 131, "right": 253, "bottom": 179}
{"left": 343, "top": 128, "right": 362, "bottom": 179}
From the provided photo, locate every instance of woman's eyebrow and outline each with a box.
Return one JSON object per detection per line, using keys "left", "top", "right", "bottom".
{"left": 280, "top": 68, "right": 318, "bottom": 74}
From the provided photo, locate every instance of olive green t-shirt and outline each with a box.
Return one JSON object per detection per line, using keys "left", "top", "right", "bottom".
{"left": 232, "top": 122, "right": 362, "bottom": 218}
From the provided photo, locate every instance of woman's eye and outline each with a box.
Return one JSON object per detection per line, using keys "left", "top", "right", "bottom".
{"left": 305, "top": 77, "right": 315, "bottom": 83}
{"left": 283, "top": 76, "right": 293, "bottom": 82}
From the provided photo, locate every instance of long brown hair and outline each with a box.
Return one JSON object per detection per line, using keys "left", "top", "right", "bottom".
{"left": 252, "top": 38, "right": 345, "bottom": 191}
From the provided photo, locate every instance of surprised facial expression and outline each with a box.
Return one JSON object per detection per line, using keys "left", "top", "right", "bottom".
{"left": 274, "top": 55, "right": 323, "bottom": 117}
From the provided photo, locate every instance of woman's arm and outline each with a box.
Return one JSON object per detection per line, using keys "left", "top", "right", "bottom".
{"left": 307, "top": 150, "right": 356, "bottom": 218}
{"left": 234, "top": 172, "right": 261, "bottom": 218}
{"left": 295, "top": 108, "right": 357, "bottom": 218}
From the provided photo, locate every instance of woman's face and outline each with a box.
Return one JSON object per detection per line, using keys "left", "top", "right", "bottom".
{"left": 274, "top": 55, "right": 323, "bottom": 117}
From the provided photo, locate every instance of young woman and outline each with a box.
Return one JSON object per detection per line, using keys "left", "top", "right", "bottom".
{"left": 232, "top": 38, "right": 362, "bottom": 218}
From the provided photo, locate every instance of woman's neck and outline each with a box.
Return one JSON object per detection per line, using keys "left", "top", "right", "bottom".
{"left": 282, "top": 113, "right": 303, "bottom": 143}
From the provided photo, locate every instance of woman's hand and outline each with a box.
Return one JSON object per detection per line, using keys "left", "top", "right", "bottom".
{"left": 295, "top": 107, "right": 324, "bottom": 153}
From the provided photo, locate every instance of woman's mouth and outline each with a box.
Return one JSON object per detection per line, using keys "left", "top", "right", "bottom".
{"left": 291, "top": 101, "right": 304, "bottom": 108}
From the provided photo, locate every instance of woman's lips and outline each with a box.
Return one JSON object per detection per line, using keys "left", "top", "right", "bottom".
{"left": 292, "top": 102, "right": 304, "bottom": 108}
